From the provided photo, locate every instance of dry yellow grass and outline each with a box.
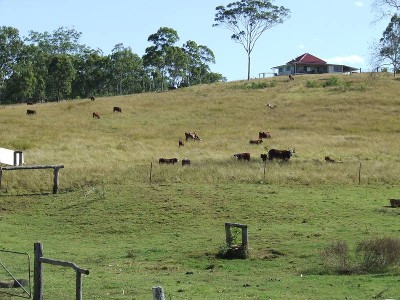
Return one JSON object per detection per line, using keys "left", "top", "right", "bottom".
{"left": 0, "top": 72, "right": 399, "bottom": 192}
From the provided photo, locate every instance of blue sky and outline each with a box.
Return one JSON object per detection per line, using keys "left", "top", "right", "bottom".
{"left": 0, "top": 0, "right": 389, "bottom": 81}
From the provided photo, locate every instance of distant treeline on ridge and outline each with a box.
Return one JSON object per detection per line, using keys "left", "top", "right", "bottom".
{"left": 0, "top": 26, "right": 224, "bottom": 104}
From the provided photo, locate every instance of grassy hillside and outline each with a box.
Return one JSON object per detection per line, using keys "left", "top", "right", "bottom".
{"left": 0, "top": 73, "right": 400, "bottom": 299}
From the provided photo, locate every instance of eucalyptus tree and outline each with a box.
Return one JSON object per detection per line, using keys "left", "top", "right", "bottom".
{"left": 213, "top": 0, "right": 290, "bottom": 80}
{"left": 143, "top": 27, "right": 180, "bottom": 90}
{"left": 25, "top": 26, "right": 88, "bottom": 55}
{"left": 183, "top": 41, "right": 216, "bottom": 85}
{"left": 375, "top": 14, "right": 400, "bottom": 76}
{"left": 371, "top": 0, "right": 400, "bottom": 23}
{"left": 46, "top": 54, "right": 76, "bottom": 101}
{"left": 72, "top": 49, "right": 110, "bottom": 98}
{"left": 109, "top": 43, "right": 143, "bottom": 95}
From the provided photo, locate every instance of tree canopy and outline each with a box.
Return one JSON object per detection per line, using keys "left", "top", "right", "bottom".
{"left": 213, "top": 0, "right": 290, "bottom": 80}
{"left": 0, "top": 26, "right": 223, "bottom": 104}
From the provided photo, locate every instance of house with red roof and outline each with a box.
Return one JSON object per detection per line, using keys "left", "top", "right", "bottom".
{"left": 272, "top": 53, "right": 359, "bottom": 76}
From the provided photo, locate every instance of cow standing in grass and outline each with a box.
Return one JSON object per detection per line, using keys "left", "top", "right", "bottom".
{"left": 268, "top": 149, "right": 294, "bottom": 161}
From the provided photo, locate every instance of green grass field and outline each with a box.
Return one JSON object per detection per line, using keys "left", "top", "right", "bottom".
{"left": 1, "top": 73, "right": 400, "bottom": 299}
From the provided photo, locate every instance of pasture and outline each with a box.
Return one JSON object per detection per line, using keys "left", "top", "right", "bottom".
{"left": 0, "top": 73, "right": 400, "bottom": 299}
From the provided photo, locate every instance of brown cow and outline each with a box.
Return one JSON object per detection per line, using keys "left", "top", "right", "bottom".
{"left": 234, "top": 153, "right": 250, "bottom": 161}
{"left": 113, "top": 106, "right": 122, "bottom": 113}
{"left": 26, "top": 109, "right": 36, "bottom": 115}
{"left": 90, "top": 96, "right": 95, "bottom": 101}
{"left": 289, "top": 75, "right": 295, "bottom": 81}
{"left": 259, "top": 131, "right": 272, "bottom": 139}
{"left": 185, "top": 132, "right": 201, "bottom": 141}
{"left": 179, "top": 140, "right": 184, "bottom": 147}
{"left": 93, "top": 112, "right": 100, "bottom": 119}
{"left": 159, "top": 158, "right": 178, "bottom": 164}
{"left": 250, "top": 139, "right": 263, "bottom": 145}
{"left": 325, "top": 156, "right": 336, "bottom": 163}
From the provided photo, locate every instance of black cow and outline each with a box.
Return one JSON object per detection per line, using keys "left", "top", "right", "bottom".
{"left": 159, "top": 158, "right": 178, "bottom": 164}
{"left": 261, "top": 153, "right": 268, "bottom": 161}
{"left": 90, "top": 96, "right": 95, "bottom": 101}
{"left": 234, "top": 153, "right": 250, "bottom": 161}
{"left": 267, "top": 149, "right": 294, "bottom": 161}
{"left": 289, "top": 75, "right": 295, "bottom": 81}
{"left": 93, "top": 112, "right": 100, "bottom": 119}
{"left": 179, "top": 140, "right": 184, "bottom": 147}
{"left": 113, "top": 106, "right": 122, "bottom": 113}
{"left": 26, "top": 109, "right": 36, "bottom": 115}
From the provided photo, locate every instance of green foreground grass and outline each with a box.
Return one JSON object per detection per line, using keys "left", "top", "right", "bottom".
{"left": 1, "top": 73, "right": 400, "bottom": 299}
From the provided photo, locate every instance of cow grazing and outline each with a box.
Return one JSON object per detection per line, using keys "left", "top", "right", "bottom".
{"left": 267, "top": 103, "right": 277, "bottom": 109}
{"left": 113, "top": 106, "right": 122, "bottom": 113}
{"left": 261, "top": 153, "right": 268, "bottom": 162}
{"left": 159, "top": 158, "right": 178, "bottom": 164}
{"left": 390, "top": 199, "right": 400, "bottom": 208}
{"left": 90, "top": 96, "right": 95, "bottom": 101}
{"left": 325, "top": 156, "right": 336, "bottom": 163}
{"left": 249, "top": 139, "right": 263, "bottom": 145}
{"left": 234, "top": 153, "right": 250, "bottom": 161}
{"left": 92, "top": 112, "right": 100, "bottom": 119}
{"left": 182, "top": 159, "right": 191, "bottom": 166}
{"left": 26, "top": 109, "right": 36, "bottom": 115}
{"left": 185, "top": 132, "right": 201, "bottom": 141}
{"left": 179, "top": 140, "right": 184, "bottom": 147}
{"left": 259, "top": 131, "right": 272, "bottom": 139}
{"left": 267, "top": 149, "right": 294, "bottom": 161}
{"left": 289, "top": 75, "right": 295, "bottom": 81}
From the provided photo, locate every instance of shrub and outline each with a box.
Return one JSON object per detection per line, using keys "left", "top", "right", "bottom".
{"left": 306, "top": 80, "right": 320, "bottom": 88}
{"left": 323, "top": 77, "right": 340, "bottom": 87}
{"left": 320, "top": 240, "right": 354, "bottom": 274}
{"left": 356, "top": 237, "right": 400, "bottom": 272}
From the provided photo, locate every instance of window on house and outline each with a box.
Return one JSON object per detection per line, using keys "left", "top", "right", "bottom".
{"left": 334, "top": 65, "right": 342, "bottom": 72}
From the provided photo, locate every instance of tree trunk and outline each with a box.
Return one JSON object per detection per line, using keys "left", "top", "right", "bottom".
{"left": 247, "top": 53, "right": 251, "bottom": 81}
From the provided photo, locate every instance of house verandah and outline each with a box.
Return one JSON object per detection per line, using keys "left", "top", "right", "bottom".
{"left": 272, "top": 53, "right": 359, "bottom": 76}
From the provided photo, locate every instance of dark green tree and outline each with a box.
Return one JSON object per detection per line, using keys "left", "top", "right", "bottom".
{"left": 0, "top": 26, "right": 23, "bottom": 100}
{"left": 109, "top": 43, "right": 143, "bottom": 95}
{"left": 143, "top": 27, "right": 180, "bottom": 90}
{"left": 213, "top": 0, "right": 290, "bottom": 80}
{"left": 183, "top": 41, "right": 216, "bottom": 85}
{"left": 47, "top": 54, "right": 76, "bottom": 101}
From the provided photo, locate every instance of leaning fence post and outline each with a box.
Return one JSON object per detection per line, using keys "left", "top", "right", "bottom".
{"left": 152, "top": 286, "right": 165, "bottom": 300}
{"left": 33, "top": 242, "right": 43, "bottom": 300}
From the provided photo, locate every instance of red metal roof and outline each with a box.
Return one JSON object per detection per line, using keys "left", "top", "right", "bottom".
{"left": 287, "top": 53, "right": 327, "bottom": 65}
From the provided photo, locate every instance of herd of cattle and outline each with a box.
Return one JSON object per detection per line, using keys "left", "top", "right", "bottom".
{"left": 159, "top": 130, "right": 296, "bottom": 166}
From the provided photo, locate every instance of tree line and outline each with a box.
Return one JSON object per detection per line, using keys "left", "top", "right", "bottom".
{"left": 0, "top": 26, "right": 224, "bottom": 104}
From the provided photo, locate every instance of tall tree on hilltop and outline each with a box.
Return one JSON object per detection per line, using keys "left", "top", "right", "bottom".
{"left": 213, "top": 0, "right": 290, "bottom": 80}
{"left": 143, "top": 27, "right": 180, "bottom": 91}
{"left": 183, "top": 41, "right": 216, "bottom": 85}
{"left": 374, "top": 14, "right": 400, "bottom": 76}
{"left": 371, "top": 0, "right": 400, "bottom": 23}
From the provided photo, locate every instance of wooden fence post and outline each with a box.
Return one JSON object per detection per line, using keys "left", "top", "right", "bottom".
{"left": 152, "top": 286, "right": 165, "bottom": 300}
{"left": 33, "top": 242, "right": 43, "bottom": 300}
{"left": 53, "top": 167, "right": 60, "bottom": 194}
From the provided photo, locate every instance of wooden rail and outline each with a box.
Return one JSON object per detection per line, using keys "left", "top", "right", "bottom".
{"left": 34, "top": 242, "right": 89, "bottom": 300}
{"left": 0, "top": 165, "right": 64, "bottom": 194}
